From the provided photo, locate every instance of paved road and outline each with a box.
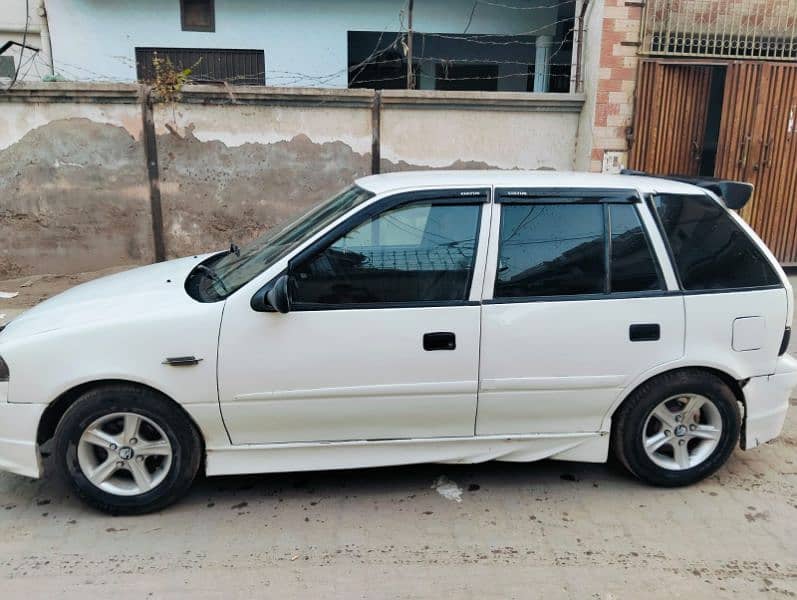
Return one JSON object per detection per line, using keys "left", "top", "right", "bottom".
{"left": 1, "top": 272, "right": 796, "bottom": 598}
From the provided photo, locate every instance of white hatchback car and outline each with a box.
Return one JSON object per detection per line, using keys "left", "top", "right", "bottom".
{"left": 1, "top": 171, "right": 795, "bottom": 514}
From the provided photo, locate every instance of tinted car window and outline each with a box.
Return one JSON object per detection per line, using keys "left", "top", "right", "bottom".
{"left": 610, "top": 204, "right": 663, "bottom": 292}
{"left": 494, "top": 204, "right": 605, "bottom": 298}
{"left": 652, "top": 194, "right": 780, "bottom": 290}
{"left": 292, "top": 202, "right": 481, "bottom": 305}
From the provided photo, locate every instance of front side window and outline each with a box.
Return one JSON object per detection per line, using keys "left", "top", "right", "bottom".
{"left": 652, "top": 194, "right": 780, "bottom": 291}
{"left": 292, "top": 202, "right": 482, "bottom": 306}
{"left": 186, "top": 185, "right": 374, "bottom": 302}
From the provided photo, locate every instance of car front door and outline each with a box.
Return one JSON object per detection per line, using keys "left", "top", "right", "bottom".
{"left": 217, "top": 188, "right": 490, "bottom": 444}
{"left": 476, "top": 188, "right": 685, "bottom": 436}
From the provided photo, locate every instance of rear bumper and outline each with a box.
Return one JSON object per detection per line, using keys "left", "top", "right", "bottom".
{"left": 743, "top": 354, "right": 797, "bottom": 450}
{"left": 0, "top": 383, "right": 45, "bottom": 478}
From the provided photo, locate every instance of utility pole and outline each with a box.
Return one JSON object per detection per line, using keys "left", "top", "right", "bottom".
{"left": 406, "top": 0, "right": 414, "bottom": 90}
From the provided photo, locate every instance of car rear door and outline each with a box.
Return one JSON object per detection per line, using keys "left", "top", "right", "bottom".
{"left": 217, "top": 188, "right": 491, "bottom": 444}
{"left": 476, "top": 187, "right": 686, "bottom": 435}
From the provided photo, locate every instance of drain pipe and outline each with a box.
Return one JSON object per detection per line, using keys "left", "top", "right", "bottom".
{"left": 37, "top": 0, "right": 54, "bottom": 77}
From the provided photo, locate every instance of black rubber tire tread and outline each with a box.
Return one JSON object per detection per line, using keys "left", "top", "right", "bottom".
{"left": 611, "top": 369, "right": 740, "bottom": 487}
{"left": 54, "top": 384, "right": 202, "bottom": 515}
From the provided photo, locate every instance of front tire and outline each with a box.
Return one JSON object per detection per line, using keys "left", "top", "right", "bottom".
{"left": 54, "top": 385, "right": 202, "bottom": 515}
{"left": 612, "top": 369, "right": 741, "bottom": 487}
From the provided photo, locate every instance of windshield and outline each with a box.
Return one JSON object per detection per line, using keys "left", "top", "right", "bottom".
{"left": 186, "top": 185, "right": 374, "bottom": 302}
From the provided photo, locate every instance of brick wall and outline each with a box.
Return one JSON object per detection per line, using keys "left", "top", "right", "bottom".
{"left": 589, "top": 0, "right": 644, "bottom": 172}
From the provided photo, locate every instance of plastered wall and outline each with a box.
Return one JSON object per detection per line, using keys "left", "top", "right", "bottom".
{"left": 0, "top": 84, "right": 583, "bottom": 276}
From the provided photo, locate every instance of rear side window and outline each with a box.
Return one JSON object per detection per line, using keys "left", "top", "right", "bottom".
{"left": 494, "top": 201, "right": 664, "bottom": 299}
{"left": 494, "top": 204, "right": 606, "bottom": 298}
{"left": 652, "top": 194, "right": 780, "bottom": 291}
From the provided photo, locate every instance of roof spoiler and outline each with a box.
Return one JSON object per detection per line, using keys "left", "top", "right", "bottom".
{"left": 620, "top": 169, "right": 754, "bottom": 210}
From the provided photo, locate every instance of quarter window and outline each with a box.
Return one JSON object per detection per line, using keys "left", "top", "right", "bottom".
{"left": 610, "top": 204, "right": 662, "bottom": 292}
{"left": 292, "top": 202, "right": 482, "bottom": 306}
{"left": 652, "top": 194, "right": 780, "bottom": 290}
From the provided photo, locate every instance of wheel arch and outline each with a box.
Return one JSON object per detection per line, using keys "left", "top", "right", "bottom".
{"left": 606, "top": 366, "right": 746, "bottom": 428}
{"left": 37, "top": 379, "right": 206, "bottom": 451}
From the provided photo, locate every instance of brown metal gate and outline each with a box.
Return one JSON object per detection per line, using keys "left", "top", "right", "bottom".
{"left": 629, "top": 62, "right": 713, "bottom": 176}
{"left": 631, "top": 59, "right": 797, "bottom": 264}
{"left": 715, "top": 62, "right": 797, "bottom": 264}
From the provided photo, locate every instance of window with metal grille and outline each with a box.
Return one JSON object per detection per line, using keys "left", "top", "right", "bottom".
{"left": 135, "top": 47, "right": 265, "bottom": 86}
{"left": 181, "top": 0, "right": 215, "bottom": 32}
{"left": 641, "top": 0, "right": 797, "bottom": 60}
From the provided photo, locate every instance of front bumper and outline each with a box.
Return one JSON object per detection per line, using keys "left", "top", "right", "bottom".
{"left": 0, "top": 383, "right": 46, "bottom": 478}
{"left": 743, "top": 354, "right": 797, "bottom": 449}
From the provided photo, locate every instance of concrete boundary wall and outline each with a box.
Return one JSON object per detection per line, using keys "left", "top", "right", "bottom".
{"left": 0, "top": 83, "right": 584, "bottom": 276}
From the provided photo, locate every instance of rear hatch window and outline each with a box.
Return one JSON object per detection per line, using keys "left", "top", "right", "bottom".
{"left": 650, "top": 194, "right": 781, "bottom": 291}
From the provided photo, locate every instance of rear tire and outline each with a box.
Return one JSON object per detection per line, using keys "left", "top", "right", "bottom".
{"left": 54, "top": 384, "right": 202, "bottom": 515}
{"left": 612, "top": 369, "right": 740, "bottom": 487}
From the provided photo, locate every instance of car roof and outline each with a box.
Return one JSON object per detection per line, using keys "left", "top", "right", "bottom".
{"left": 355, "top": 170, "right": 707, "bottom": 197}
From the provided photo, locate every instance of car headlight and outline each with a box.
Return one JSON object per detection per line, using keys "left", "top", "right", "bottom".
{"left": 0, "top": 355, "right": 8, "bottom": 382}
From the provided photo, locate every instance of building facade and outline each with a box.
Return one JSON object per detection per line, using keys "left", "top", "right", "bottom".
{"left": 41, "top": 0, "right": 577, "bottom": 93}
{"left": 600, "top": 0, "right": 797, "bottom": 264}
{"left": 2, "top": 0, "right": 597, "bottom": 170}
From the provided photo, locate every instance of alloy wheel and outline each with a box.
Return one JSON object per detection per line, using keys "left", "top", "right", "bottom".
{"left": 76, "top": 412, "right": 173, "bottom": 496}
{"left": 642, "top": 394, "right": 723, "bottom": 471}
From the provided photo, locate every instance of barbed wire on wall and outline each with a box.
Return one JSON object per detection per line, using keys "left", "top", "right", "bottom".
{"left": 478, "top": 0, "right": 576, "bottom": 9}
{"left": 38, "top": 57, "right": 577, "bottom": 91}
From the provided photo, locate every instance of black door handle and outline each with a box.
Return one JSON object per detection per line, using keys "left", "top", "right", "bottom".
{"left": 423, "top": 332, "right": 456, "bottom": 351}
{"left": 630, "top": 323, "right": 660, "bottom": 342}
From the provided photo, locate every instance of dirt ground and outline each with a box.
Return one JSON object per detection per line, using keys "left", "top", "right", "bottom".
{"left": 1, "top": 269, "right": 797, "bottom": 599}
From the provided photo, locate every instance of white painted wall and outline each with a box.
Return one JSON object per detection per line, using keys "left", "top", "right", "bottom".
{"left": 381, "top": 105, "right": 579, "bottom": 170}
{"left": 0, "top": 0, "right": 39, "bottom": 33}
{"left": 45, "top": 0, "right": 562, "bottom": 85}
{"left": 0, "top": 0, "right": 43, "bottom": 82}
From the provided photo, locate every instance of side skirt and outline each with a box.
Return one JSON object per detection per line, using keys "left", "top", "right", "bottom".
{"left": 205, "top": 432, "right": 610, "bottom": 477}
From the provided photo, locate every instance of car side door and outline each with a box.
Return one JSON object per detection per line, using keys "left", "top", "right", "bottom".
{"left": 476, "top": 188, "right": 685, "bottom": 436}
{"left": 217, "top": 188, "right": 491, "bottom": 444}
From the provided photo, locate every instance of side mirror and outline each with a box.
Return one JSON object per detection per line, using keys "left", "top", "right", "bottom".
{"left": 251, "top": 273, "right": 292, "bottom": 313}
